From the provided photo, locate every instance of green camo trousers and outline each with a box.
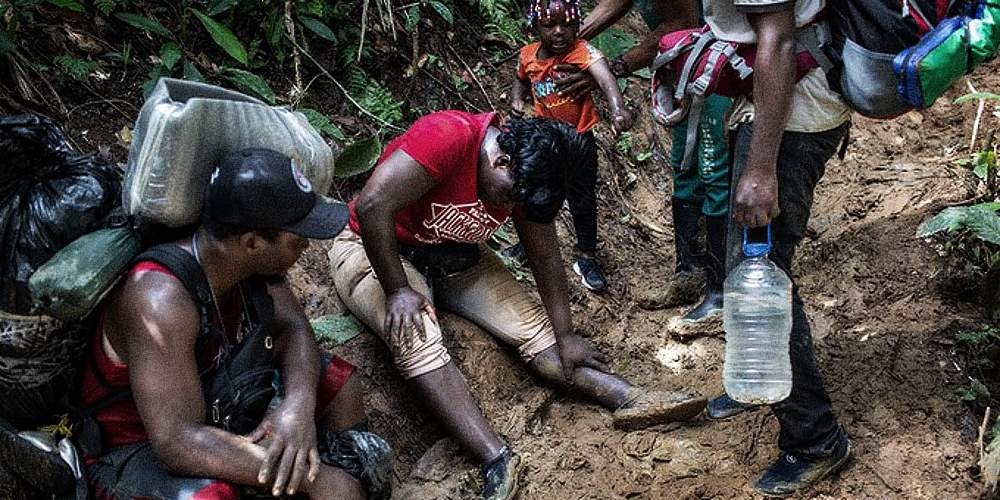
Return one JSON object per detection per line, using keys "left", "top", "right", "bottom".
{"left": 668, "top": 94, "right": 733, "bottom": 217}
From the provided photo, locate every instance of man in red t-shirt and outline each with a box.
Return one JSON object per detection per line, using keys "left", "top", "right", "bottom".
{"left": 330, "top": 112, "right": 705, "bottom": 499}
{"left": 79, "top": 149, "right": 390, "bottom": 499}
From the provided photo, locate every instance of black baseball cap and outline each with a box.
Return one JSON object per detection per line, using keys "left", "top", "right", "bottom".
{"left": 204, "top": 148, "right": 347, "bottom": 239}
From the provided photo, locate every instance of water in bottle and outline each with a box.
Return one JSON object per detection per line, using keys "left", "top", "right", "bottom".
{"left": 722, "top": 226, "right": 793, "bottom": 405}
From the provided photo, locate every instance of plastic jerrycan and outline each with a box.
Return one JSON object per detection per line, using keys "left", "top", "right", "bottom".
{"left": 722, "top": 225, "right": 793, "bottom": 405}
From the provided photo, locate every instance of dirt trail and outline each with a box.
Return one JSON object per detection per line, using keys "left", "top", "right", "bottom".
{"left": 287, "top": 61, "right": 1000, "bottom": 499}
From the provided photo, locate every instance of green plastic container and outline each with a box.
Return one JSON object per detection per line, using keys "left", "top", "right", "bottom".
{"left": 29, "top": 227, "right": 142, "bottom": 321}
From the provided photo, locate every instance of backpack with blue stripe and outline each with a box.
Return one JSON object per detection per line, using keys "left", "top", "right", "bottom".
{"left": 824, "top": 0, "right": 999, "bottom": 118}
{"left": 650, "top": 0, "right": 1000, "bottom": 134}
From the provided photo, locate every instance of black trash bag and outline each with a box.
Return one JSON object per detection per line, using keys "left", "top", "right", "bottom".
{"left": 319, "top": 428, "right": 394, "bottom": 500}
{"left": 0, "top": 114, "right": 122, "bottom": 314}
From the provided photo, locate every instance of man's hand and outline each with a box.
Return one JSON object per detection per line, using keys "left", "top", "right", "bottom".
{"left": 248, "top": 402, "right": 320, "bottom": 497}
{"left": 733, "top": 164, "right": 780, "bottom": 228}
{"left": 553, "top": 64, "right": 597, "bottom": 100}
{"left": 556, "top": 333, "right": 612, "bottom": 381}
{"left": 612, "top": 108, "right": 633, "bottom": 135}
{"left": 384, "top": 285, "right": 437, "bottom": 349}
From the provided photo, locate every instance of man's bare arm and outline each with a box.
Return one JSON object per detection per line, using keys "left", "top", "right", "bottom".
{"left": 731, "top": 7, "right": 796, "bottom": 228}
{"left": 113, "top": 272, "right": 267, "bottom": 485}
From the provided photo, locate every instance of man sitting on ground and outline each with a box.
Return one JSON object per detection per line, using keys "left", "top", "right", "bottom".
{"left": 329, "top": 112, "right": 706, "bottom": 500}
{"left": 79, "top": 148, "right": 390, "bottom": 499}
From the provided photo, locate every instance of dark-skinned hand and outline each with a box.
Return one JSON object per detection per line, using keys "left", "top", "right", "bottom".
{"left": 384, "top": 285, "right": 437, "bottom": 350}
{"left": 247, "top": 401, "right": 320, "bottom": 497}
{"left": 612, "top": 109, "right": 634, "bottom": 135}
{"left": 553, "top": 64, "right": 598, "bottom": 100}
{"left": 556, "top": 333, "right": 612, "bottom": 381}
{"left": 733, "top": 164, "right": 781, "bottom": 228}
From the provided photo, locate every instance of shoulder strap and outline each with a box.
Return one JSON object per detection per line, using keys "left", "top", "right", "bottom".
{"left": 133, "top": 244, "right": 216, "bottom": 339}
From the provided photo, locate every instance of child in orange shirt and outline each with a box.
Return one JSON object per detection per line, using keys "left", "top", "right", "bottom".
{"left": 510, "top": 0, "right": 632, "bottom": 292}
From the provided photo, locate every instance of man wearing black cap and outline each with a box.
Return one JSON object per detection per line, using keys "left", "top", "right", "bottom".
{"left": 78, "top": 148, "right": 390, "bottom": 499}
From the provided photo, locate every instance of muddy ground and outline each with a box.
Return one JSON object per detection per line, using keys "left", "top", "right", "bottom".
{"left": 20, "top": 27, "right": 998, "bottom": 498}
{"left": 283, "top": 61, "right": 1000, "bottom": 499}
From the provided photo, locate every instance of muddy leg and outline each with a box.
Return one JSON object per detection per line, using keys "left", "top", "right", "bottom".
{"left": 527, "top": 344, "right": 632, "bottom": 409}
{"left": 409, "top": 361, "right": 505, "bottom": 464}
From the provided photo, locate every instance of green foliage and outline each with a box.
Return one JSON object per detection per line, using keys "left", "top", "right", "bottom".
{"left": 299, "top": 108, "right": 346, "bottom": 141}
{"left": 956, "top": 326, "right": 1000, "bottom": 346}
{"left": 335, "top": 137, "right": 382, "bottom": 178}
{"left": 113, "top": 12, "right": 173, "bottom": 38}
{"left": 53, "top": 55, "right": 98, "bottom": 80}
{"left": 298, "top": 16, "right": 337, "bottom": 42}
{"left": 955, "top": 92, "right": 1000, "bottom": 104}
{"left": 310, "top": 314, "right": 364, "bottom": 345}
{"left": 46, "top": 0, "right": 84, "bottom": 13}
{"left": 917, "top": 204, "right": 1000, "bottom": 243}
{"left": 428, "top": 0, "right": 454, "bottom": 24}
{"left": 362, "top": 88, "right": 404, "bottom": 125}
{"left": 469, "top": 0, "right": 527, "bottom": 45}
{"left": 190, "top": 8, "right": 248, "bottom": 65}
{"left": 159, "top": 42, "right": 182, "bottom": 70}
{"left": 616, "top": 132, "right": 633, "bottom": 155}
{"left": 959, "top": 378, "right": 991, "bottom": 408}
{"left": 590, "top": 28, "right": 636, "bottom": 60}
{"left": 221, "top": 68, "right": 275, "bottom": 104}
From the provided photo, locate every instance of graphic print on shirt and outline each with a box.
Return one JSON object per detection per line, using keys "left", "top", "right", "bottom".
{"left": 417, "top": 200, "right": 503, "bottom": 244}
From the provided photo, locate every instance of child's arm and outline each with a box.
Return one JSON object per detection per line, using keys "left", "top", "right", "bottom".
{"left": 587, "top": 58, "right": 633, "bottom": 134}
{"left": 511, "top": 77, "right": 531, "bottom": 118}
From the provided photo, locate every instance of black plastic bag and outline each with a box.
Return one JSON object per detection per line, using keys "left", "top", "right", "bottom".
{"left": 0, "top": 114, "right": 122, "bottom": 314}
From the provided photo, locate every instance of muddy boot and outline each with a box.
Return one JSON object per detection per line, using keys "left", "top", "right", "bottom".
{"left": 481, "top": 446, "right": 522, "bottom": 500}
{"left": 668, "top": 215, "right": 726, "bottom": 337}
{"left": 639, "top": 199, "right": 706, "bottom": 310}
{"left": 612, "top": 388, "right": 707, "bottom": 431}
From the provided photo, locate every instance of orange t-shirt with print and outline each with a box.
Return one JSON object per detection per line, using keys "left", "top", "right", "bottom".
{"left": 517, "top": 39, "right": 604, "bottom": 133}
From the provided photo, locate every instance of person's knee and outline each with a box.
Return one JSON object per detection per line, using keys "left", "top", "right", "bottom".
{"left": 320, "top": 372, "right": 367, "bottom": 432}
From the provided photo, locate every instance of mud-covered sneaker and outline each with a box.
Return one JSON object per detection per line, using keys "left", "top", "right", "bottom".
{"left": 753, "top": 434, "right": 851, "bottom": 497}
{"left": 637, "top": 268, "right": 706, "bottom": 310}
{"left": 481, "top": 446, "right": 522, "bottom": 500}
{"left": 500, "top": 243, "right": 528, "bottom": 267}
{"left": 573, "top": 257, "right": 608, "bottom": 292}
{"left": 612, "top": 389, "right": 706, "bottom": 431}
{"left": 706, "top": 393, "right": 757, "bottom": 420}
{"left": 665, "top": 292, "right": 723, "bottom": 337}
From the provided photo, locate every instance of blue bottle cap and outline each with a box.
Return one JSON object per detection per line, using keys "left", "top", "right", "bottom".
{"left": 742, "top": 225, "right": 772, "bottom": 258}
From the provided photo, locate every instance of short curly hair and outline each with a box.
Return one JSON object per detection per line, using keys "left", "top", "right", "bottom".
{"left": 497, "top": 118, "right": 590, "bottom": 223}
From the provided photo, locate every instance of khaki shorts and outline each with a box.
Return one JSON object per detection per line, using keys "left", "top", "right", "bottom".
{"left": 328, "top": 228, "right": 557, "bottom": 379}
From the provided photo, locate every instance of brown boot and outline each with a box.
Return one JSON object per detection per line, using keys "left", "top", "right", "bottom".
{"left": 612, "top": 389, "right": 707, "bottom": 431}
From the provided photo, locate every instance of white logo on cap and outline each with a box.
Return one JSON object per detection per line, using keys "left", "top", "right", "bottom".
{"left": 209, "top": 167, "right": 220, "bottom": 185}
{"left": 291, "top": 159, "right": 312, "bottom": 193}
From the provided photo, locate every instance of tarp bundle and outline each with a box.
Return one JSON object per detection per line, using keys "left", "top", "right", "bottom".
{"left": 124, "top": 78, "right": 337, "bottom": 228}
{"left": 0, "top": 114, "right": 121, "bottom": 315}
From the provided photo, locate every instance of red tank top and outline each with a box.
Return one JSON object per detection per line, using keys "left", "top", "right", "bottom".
{"left": 78, "top": 261, "right": 244, "bottom": 450}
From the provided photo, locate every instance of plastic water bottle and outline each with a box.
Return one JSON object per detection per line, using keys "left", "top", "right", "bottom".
{"left": 723, "top": 226, "right": 793, "bottom": 405}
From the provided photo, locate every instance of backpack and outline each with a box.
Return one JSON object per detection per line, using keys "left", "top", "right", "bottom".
{"left": 651, "top": 0, "right": 1000, "bottom": 166}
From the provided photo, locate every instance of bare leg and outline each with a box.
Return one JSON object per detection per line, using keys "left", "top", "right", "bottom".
{"left": 527, "top": 345, "right": 632, "bottom": 409}
{"left": 318, "top": 372, "right": 366, "bottom": 432}
{"left": 408, "top": 361, "right": 505, "bottom": 464}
